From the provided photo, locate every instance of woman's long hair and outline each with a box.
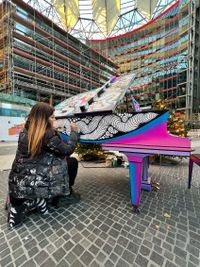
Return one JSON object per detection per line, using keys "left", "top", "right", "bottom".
{"left": 27, "top": 102, "right": 54, "bottom": 157}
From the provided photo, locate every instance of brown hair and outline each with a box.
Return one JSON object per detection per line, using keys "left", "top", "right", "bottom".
{"left": 27, "top": 102, "right": 54, "bottom": 157}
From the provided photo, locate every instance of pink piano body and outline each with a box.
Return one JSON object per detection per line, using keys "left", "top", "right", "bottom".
{"left": 102, "top": 111, "right": 191, "bottom": 212}
{"left": 57, "top": 110, "right": 191, "bottom": 212}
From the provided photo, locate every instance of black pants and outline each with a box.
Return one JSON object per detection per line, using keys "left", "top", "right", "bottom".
{"left": 67, "top": 157, "right": 78, "bottom": 188}
{"left": 9, "top": 195, "right": 24, "bottom": 207}
{"left": 10, "top": 157, "right": 78, "bottom": 207}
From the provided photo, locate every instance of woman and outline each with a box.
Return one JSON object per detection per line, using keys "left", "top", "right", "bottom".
{"left": 8, "top": 102, "right": 79, "bottom": 229}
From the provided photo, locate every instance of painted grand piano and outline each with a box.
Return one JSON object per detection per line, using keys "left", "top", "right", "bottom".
{"left": 55, "top": 75, "right": 191, "bottom": 212}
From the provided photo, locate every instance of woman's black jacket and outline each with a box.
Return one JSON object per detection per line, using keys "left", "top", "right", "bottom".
{"left": 8, "top": 126, "right": 79, "bottom": 199}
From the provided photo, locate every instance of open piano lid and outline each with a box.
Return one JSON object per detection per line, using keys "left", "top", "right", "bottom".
{"left": 54, "top": 74, "right": 134, "bottom": 118}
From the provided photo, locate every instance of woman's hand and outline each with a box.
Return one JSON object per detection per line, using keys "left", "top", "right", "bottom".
{"left": 70, "top": 122, "right": 78, "bottom": 132}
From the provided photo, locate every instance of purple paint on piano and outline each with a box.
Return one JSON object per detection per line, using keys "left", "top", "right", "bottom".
{"left": 55, "top": 75, "right": 191, "bottom": 212}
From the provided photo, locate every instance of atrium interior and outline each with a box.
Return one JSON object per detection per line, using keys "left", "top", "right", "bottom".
{"left": 0, "top": 0, "right": 199, "bottom": 120}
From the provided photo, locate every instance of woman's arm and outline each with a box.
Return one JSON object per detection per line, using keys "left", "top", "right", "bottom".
{"left": 43, "top": 129, "right": 79, "bottom": 156}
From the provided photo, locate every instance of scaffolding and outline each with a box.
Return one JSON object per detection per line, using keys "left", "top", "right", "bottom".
{"left": 0, "top": 0, "right": 12, "bottom": 94}
{"left": 0, "top": 0, "right": 117, "bottom": 105}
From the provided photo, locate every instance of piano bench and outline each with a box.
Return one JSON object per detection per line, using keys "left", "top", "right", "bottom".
{"left": 188, "top": 154, "right": 200, "bottom": 189}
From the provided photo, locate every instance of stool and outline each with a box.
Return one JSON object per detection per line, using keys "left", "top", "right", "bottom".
{"left": 188, "top": 154, "right": 200, "bottom": 189}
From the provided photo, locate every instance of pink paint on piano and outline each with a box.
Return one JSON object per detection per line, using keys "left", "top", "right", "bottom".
{"left": 103, "top": 121, "right": 191, "bottom": 153}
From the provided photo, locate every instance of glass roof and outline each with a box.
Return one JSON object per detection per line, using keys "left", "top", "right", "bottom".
{"left": 23, "top": 0, "right": 177, "bottom": 41}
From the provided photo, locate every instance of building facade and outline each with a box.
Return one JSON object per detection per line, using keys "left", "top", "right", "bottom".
{"left": 0, "top": 0, "right": 117, "bottom": 105}
{"left": 88, "top": 0, "right": 200, "bottom": 121}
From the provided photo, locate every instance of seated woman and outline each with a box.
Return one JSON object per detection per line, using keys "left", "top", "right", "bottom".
{"left": 7, "top": 102, "right": 79, "bottom": 229}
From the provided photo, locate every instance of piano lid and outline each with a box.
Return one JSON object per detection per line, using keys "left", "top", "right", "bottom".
{"left": 54, "top": 74, "right": 134, "bottom": 117}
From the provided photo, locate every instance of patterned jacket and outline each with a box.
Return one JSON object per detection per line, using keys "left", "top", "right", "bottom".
{"left": 9, "top": 125, "right": 79, "bottom": 199}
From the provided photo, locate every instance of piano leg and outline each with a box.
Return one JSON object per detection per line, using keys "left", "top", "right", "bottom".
{"left": 188, "top": 158, "right": 193, "bottom": 189}
{"left": 188, "top": 154, "right": 200, "bottom": 189}
{"left": 141, "top": 157, "right": 152, "bottom": 191}
{"left": 127, "top": 154, "right": 147, "bottom": 213}
{"left": 129, "top": 161, "right": 141, "bottom": 213}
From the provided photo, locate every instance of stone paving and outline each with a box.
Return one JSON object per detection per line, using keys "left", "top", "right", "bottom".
{"left": 0, "top": 154, "right": 200, "bottom": 267}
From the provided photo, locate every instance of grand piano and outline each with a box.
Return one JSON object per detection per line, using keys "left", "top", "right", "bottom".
{"left": 55, "top": 75, "right": 191, "bottom": 212}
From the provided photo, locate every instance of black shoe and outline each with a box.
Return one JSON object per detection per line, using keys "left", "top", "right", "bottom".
{"left": 50, "top": 196, "right": 60, "bottom": 209}
{"left": 60, "top": 190, "right": 81, "bottom": 205}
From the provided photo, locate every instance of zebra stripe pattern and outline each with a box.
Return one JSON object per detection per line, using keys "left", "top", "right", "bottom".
{"left": 35, "top": 198, "right": 49, "bottom": 215}
{"left": 8, "top": 207, "right": 17, "bottom": 228}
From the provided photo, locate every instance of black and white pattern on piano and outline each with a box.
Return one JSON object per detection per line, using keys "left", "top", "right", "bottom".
{"left": 56, "top": 112, "right": 158, "bottom": 141}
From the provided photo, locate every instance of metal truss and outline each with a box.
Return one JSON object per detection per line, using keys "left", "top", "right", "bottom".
{"left": 23, "top": 0, "right": 177, "bottom": 41}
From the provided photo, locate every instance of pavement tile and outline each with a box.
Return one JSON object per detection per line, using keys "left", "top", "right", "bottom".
{"left": 189, "top": 254, "right": 200, "bottom": 266}
{"left": 72, "top": 243, "right": 85, "bottom": 256}
{"left": 21, "top": 259, "right": 37, "bottom": 267}
{"left": 63, "top": 240, "right": 74, "bottom": 252}
{"left": 89, "top": 260, "right": 101, "bottom": 267}
{"left": 80, "top": 250, "right": 94, "bottom": 265}
{"left": 15, "top": 254, "right": 28, "bottom": 266}
{"left": 104, "top": 259, "right": 115, "bottom": 267}
{"left": 139, "top": 245, "right": 151, "bottom": 256}
{"left": 13, "top": 247, "right": 24, "bottom": 259}
{"left": 116, "top": 258, "right": 131, "bottom": 267}
{"left": 164, "top": 250, "right": 174, "bottom": 261}
{"left": 121, "top": 249, "right": 135, "bottom": 264}
{"left": 40, "top": 258, "right": 56, "bottom": 267}
{"left": 52, "top": 247, "right": 66, "bottom": 262}
{"left": 96, "top": 251, "right": 107, "bottom": 263}
{"left": 127, "top": 242, "right": 140, "bottom": 254}
{"left": 28, "top": 246, "right": 39, "bottom": 257}
{"left": 34, "top": 250, "right": 49, "bottom": 265}
{"left": 72, "top": 232, "right": 83, "bottom": 243}
{"left": 165, "top": 261, "right": 177, "bottom": 267}
{"left": 0, "top": 255, "right": 13, "bottom": 267}
{"left": 174, "top": 256, "right": 187, "bottom": 267}
{"left": 88, "top": 244, "right": 100, "bottom": 255}
{"left": 135, "top": 254, "right": 148, "bottom": 267}
{"left": 95, "top": 238, "right": 104, "bottom": 248}
{"left": 150, "top": 251, "right": 164, "bottom": 266}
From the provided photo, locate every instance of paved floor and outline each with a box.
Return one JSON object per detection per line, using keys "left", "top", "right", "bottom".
{"left": 0, "top": 141, "right": 200, "bottom": 267}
